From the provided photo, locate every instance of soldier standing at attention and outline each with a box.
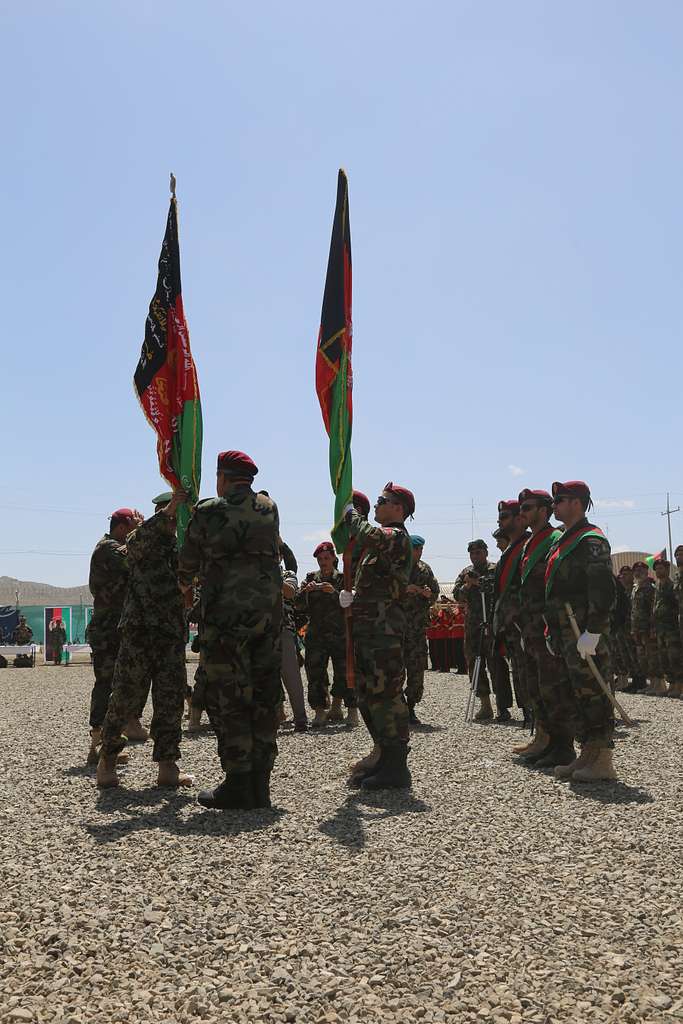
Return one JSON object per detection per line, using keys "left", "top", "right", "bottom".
{"left": 544, "top": 481, "right": 617, "bottom": 782}
{"left": 178, "top": 451, "right": 282, "bottom": 811}
{"left": 452, "top": 541, "right": 500, "bottom": 721}
{"left": 653, "top": 557, "right": 682, "bottom": 698}
{"left": 51, "top": 619, "right": 67, "bottom": 666}
{"left": 403, "top": 535, "right": 440, "bottom": 724}
{"left": 515, "top": 489, "right": 577, "bottom": 768}
{"left": 675, "top": 545, "right": 683, "bottom": 654}
{"left": 97, "top": 492, "right": 192, "bottom": 788}
{"left": 342, "top": 483, "right": 414, "bottom": 790}
{"left": 631, "top": 561, "right": 664, "bottom": 695}
{"left": 297, "top": 541, "right": 357, "bottom": 727}
{"left": 86, "top": 508, "right": 149, "bottom": 765}
{"left": 617, "top": 565, "right": 646, "bottom": 693}
{"left": 492, "top": 500, "right": 531, "bottom": 725}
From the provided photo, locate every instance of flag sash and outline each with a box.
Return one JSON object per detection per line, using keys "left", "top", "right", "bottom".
{"left": 544, "top": 527, "right": 605, "bottom": 597}
{"left": 497, "top": 534, "right": 528, "bottom": 597}
{"left": 520, "top": 527, "right": 562, "bottom": 584}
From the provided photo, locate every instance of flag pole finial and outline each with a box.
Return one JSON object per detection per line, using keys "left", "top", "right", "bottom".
{"left": 170, "top": 173, "right": 176, "bottom": 198}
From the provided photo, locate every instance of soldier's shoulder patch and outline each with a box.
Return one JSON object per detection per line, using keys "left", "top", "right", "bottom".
{"left": 586, "top": 538, "right": 609, "bottom": 558}
{"left": 254, "top": 491, "right": 275, "bottom": 512}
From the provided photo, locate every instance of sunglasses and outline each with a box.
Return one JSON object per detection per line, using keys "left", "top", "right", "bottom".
{"left": 498, "top": 511, "right": 516, "bottom": 519}
{"left": 519, "top": 502, "right": 538, "bottom": 512}
{"left": 376, "top": 495, "right": 396, "bottom": 506}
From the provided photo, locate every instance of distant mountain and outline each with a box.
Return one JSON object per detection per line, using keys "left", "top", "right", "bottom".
{"left": 0, "top": 576, "right": 91, "bottom": 607}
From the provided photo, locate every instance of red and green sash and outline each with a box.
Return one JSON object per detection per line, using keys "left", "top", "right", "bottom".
{"left": 520, "top": 527, "right": 562, "bottom": 585}
{"left": 544, "top": 525, "right": 605, "bottom": 597}
{"left": 497, "top": 534, "right": 529, "bottom": 598}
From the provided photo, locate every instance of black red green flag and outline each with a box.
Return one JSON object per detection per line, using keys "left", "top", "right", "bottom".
{"left": 134, "top": 180, "right": 202, "bottom": 543}
{"left": 645, "top": 548, "right": 667, "bottom": 569}
{"left": 316, "top": 169, "right": 353, "bottom": 552}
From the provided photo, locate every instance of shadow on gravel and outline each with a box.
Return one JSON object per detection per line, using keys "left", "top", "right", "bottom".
{"left": 318, "top": 791, "right": 430, "bottom": 851}
{"left": 568, "top": 781, "right": 654, "bottom": 805}
{"left": 409, "top": 723, "right": 447, "bottom": 734}
{"left": 61, "top": 765, "right": 95, "bottom": 778}
{"left": 85, "top": 799, "right": 285, "bottom": 843}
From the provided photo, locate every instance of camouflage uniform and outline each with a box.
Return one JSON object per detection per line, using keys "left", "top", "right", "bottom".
{"left": 348, "top": 508, "right": 412, "bottom": 747}
{"left": 452, "top": 563, "right": 499, "bottom": 699}
{"left": 609, "top": 577, "right": 638, "bottom": 681}
{"left": 404, "top": 559, "right": 439, "bottom": 706}
{"left": 518, "top": 526, "right": 579, "bottom": 739}
{"left": 675, "top": 566, "right": 683, "bottom": 644}
{"left": 178, "top": 487, "right": 282, "bottom": 776}
{"left": 544, "top": 520, "right": 615, "bottom": 748}
{"left": 631, "top": 578, "right": 661, "bottom": 680}
{"left": 492, "top": 532, "right": 531, "bottom": 711}
{"left": 101, "top": 512, "right": 187, "bottom": 762}
{"left": 51, "top": 624, "right": 67, "bottom": 665}
{"left": 654, "top": 577, "right": 683, "bottom": 686}
{"left": 296, "top": 568, "right": 354, "bottom": 709}
{"left": 12, "top": 621, "right": 33, "bottom": 645}
{"left": 280, "top": 568, "right": 307, "bottom": 723}
{"left": 86, "top": 534, "right": 131, "bottom": 727}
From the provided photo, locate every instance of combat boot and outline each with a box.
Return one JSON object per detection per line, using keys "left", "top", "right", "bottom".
{"left": 361, "top": 744, "right": 411, "bottom": 790}
{"left": 87, "top": 727, "right": 102, "bottom": 766}
{"left": 156, "top": 761, "right": 193, "bottom": 787}
{"left": 252, "top": 767, "right": 272, "bottom": 809}
{"left": 554, "top": 742, "right": 598, "bottom": 780}
{"left": 572, "top": 747, "right": 617, "bottom": 782}
{"left": 197, "top": 773, "right": 255, "bottom": 810}
{"left": 348, "top": 744, "right": 382, "bottom": 788}
{"left": 653, "top": 677, "right": 668, "bottom": 696}
{"left": 493, "top": 704, "right": 512, "bottom": 724}
{"left": 311, "top": 708, "right": 329, "bottom": 728}
{"left": 534, "top": 736, "right": 576, "bottom": 769}
{"left": 345, "top": 707, "right": 360, "bottom": 728}
{"left": 474, "top": 695, "right": 494, "bottom": 722}
{"left": 667, "top": 682, "right": 683, "bottom": 698}
{"left": 513, "top": 724, "right": 549, "bottom": 756}
{"left": 408, "top": 703, "right": 422, "bottom": 725}
{"left": 96, "top": 752, "right": 119, "bottom": 788}
{"left": 615, "top": 674, "right": 629, "bottom": 692}
{"left": 187, "top": 707, "right": 203, "bottom": 732}
{"left": 327, "top": 697, "right": 345, "bottom": 723}
{"left": 124, "top": 717, "right": 149, "bottom": 742}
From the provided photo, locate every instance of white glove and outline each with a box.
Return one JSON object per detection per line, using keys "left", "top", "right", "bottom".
{"left": 576, "top": 630, "right": 601, "bottom": 660}
{"left": 343, "top": 503, "right": 355, "bottom": 517}
{"left": 339, "top": 589, "right": 355, "bottom": 609}
{"left": 520, "top": 636, "right": 525, "bottom": 652}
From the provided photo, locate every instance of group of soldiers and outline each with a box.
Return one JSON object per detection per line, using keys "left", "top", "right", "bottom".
{"left": 80, "top": 458, "right": 680, "bottom": 805}
{"left": 453, "top": 483, "right": 683, "bottom": 783}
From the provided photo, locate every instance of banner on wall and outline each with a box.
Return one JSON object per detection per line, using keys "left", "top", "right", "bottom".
{"left": 43, "top": 608, "right": 72, "bottom": 664}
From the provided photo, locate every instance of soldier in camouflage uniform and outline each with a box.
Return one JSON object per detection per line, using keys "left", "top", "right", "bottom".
{"left": 515, "top": 489, "right": 578, "bottom": 767}
{"left": 452, "top": 540, "right": 500, "bottom": 721}
{"left": 675, "top": 546, "right": 683, "bottom": 646}
{"left": 616, "top": 565, "right": 646, "bottom": 693}
{"left": 297, "top": 541, "right": 357, "bottom": 726}
{"left": 12, "top": 616, "right": 33, "bottom": 645}
{"left": 653, "top": 557, "right": 682, "bottom": 697}
{"left": 97, "top": 492, "right": 192, "bottom": 788}
{"left": 187, "top": 589, "right": 207, "bottom": 731}
{"left": 403, "top": 535, "right": 439, "bottom": 724}
{"left": 544, "top": 481, "right": 617, "bottom": 782}
{"left": 280, "top": 554, "right": 308, "bottom": 731}
{"left": 178, "top": 451, "right": 282, "bottom": 811}
{"left": 631, "top": 561, "right": 664, "bottom": 694}
{"left": 86, "top": 507, "right": 149, "bottom": 764}
{"left": 342, "top": 483, "right": 415, "bottom": 790}
{"left": 492, "top": 499, "right": 531, "bottom": 726}
{"left": 51, "top": 619, "right": 67, "bottom": 666}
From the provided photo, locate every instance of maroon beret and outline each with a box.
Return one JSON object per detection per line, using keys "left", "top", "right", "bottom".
{"left": 498, "top": 499, "right": 520, "bottom": 515}
{"left": 653, "top": 556, "right": 670, "bottom": 567}
{"left": 313, "top": 541, "right": 335, "bottom": 558}
{"left": 217, "top": 451, "right": 258, "bottom": 478}
{"left": 618, "top": 565, "right": 632, "bottom": 574}
{"left": 352, "top": 490, "right": 371, "bottom": 516}
{"left": 384, "top": 482, "right": 416, "bottom": 516}
{"left": 632, "top": 561, "right": 648, "bottom": 571}
{"left": 518, "top": 488, "right": 552, "bottom": 506}
{"left": 552, "top": 480, "right": 590, "bottom": 501}
{"left": 110, "top": 508, "right": 136, "bottom": 523}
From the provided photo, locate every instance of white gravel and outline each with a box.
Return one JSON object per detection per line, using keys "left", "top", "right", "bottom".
{"left": 1, "top": 665, "right": 682, "bottom": 1024}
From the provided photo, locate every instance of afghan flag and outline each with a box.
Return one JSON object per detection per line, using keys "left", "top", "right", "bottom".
{"left": 134, "top": 180, "right": 202, "bottom": 544}
{"left": 645, "top": 548, "right": 667, "bottom": 569}
{"left": 316, "top": 169, "right": 353, "bottom": 553}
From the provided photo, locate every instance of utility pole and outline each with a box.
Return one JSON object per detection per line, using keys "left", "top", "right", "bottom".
{"left": 661, "top": 492, "right": 680, "bottom": 563}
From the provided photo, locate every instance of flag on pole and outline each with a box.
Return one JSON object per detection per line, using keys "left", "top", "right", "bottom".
{"left": 134, "top": 177, "right": 202, "bottom": 543}
{"left": 316, "top": 169, "right": 353, "bottom": 552}
{"left": 645, "top": 548, "right": 667, "bottom": 569}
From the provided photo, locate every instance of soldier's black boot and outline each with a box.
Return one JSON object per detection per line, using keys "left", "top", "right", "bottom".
{"left": 624, "top": 675, "right": 646, "bottom": 693}
{"left": 408, "top": 704, "right": 422, "bottom": 725}
{"left": 252, "top": 767, "right": 272, "bottom": 809}
{"left": 197, "top": 773, "right": 255, "bottom": 810}
{"left": 521, "top": 707, "right": 533, "bottom": 730}
{"left": 361, "top": 744, "right": 412, "bottom": 790}
{"left": 348, "top": 748, "right": 385, "bottom": 789}
{"left": 534, "top": 735, "right": 576, "bottom": 769}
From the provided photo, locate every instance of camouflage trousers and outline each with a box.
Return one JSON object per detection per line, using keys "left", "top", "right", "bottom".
{"left": 656, "top": 626, "right": 683, "bottom": 684}
{"left": 89, "top": 628, "right": 150, "bottom": 728}
{"left": 523, "top": 636, "right": 579, "bottom": 739}
{"left": 550, "top": 622, "right": 614, "bottom": 747}
{"left": 191, "top": 659, "right": 207, "bottom": 710}
{"left": 609, "top": 627, "right": 639, "bottom": 678}
{"left": 633, "top": 632, "right": 662, "bottom": 679}
{"left": 504, "top": 631, "right": 529, "bottom": 709}
{"left": 101, "top": 631, "right": 186, "bottom": 762}
{"left": 404, "top": 630, "right": 428, "bottom": 706}
{"left": 354, "top": 632, "right": 409, "bottom": 747}
{"left": 304, "top": 633, "right": 355, "bottom": 709}
{"left": 203, "top": 628, "right": 281, "bottom": 774}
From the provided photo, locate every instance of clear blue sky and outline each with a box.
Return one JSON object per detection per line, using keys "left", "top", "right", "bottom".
{"left": 1, "top": 1, "right": 681, "bottom": 588}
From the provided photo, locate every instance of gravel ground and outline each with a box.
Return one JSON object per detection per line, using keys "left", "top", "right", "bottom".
{"left": 1, "top": 665, "right": 682, "bottom": 1024}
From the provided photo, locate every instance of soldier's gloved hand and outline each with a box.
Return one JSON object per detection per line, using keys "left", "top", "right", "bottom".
{"left": 343, "top": 503, "right": 355, "bottom": 519}
{"left": 576, "top": 631, "right": 601, "bottom": 660}
{"left": 339, "top": 589, "right": 355, "bottom": 608}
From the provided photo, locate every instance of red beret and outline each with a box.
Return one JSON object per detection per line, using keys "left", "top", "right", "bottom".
{"left": 353, "top": 490, "right": 371, "bottom": 516}
{"left": 653, "top": 556, "right": 670, "bottom": 567}
{"left": 313, "top": 541, "right": 335, "bottom": 558}
{"left": 632, "top": 561, "right": 648, "bottom": 571}
{"left": 217, "top": 451, "right": 258, "bottom": 478}
{"left": 384, "top": 482, "right": 415, "bottom": 516}
{"left": 498, "top": 500, "right": 520, "bottom": 515}
{"left": 110, "top": 508, "right": 136, "bottom": 523}
{"left": 518, "top": 488, "right": 552, "bottom": 506}
{"left": 552, "top": 480, "right": 590, "bottom": 501}
{"left": 618, "top": 565, "right": 632, "bottom": 573}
